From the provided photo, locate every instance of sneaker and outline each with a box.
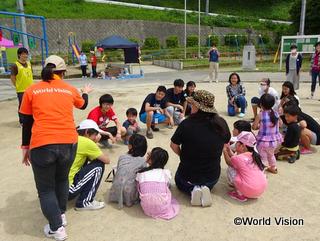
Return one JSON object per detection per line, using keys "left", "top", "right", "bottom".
{"left": 75, "top": 200, "right": 105, "bottom": 211}
{"left": 215, "top": 79, "right": 219, "bottom": 83}
{"left": 44, "top": 224, "right": 67, "bottom": 241}
{"left": 146, "top": 129, "right": 153, "bottom": 139}
{"left": 228, "top": 191, "right": 247, "bottom": 202}
{"left": 288, "top": 156, "right": 297, "bottom": 164}
{"left": 124, "top": 139, "right": 129, "bottom": 145}
{"left": 266, "top": 166, "right": 278, "bottom": 174}
{"left": 200, "top": 186, "right": 212, "bottom": 207}
{"left": 191, "top": 186, "right": 202, "bottom": 206}
{"left": 61, "top": 214, "right": 67, "bottom": 227}
{"left": 307, "top": 93, "right": 314, "bottom": 99}
{"left": 151, "top": 126, "right": 160, "bottom": 132}
{"left": 300, "top": 147, "right": 313, "bottom": 154}
{"left": 238, "top": 113, "right": 245, "bottom": 118}
{"left": 167, "top": 125, "right": 173, "bottom": 129}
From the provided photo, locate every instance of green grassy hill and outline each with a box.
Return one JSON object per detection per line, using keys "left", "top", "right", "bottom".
{"left": 1, "top": 0, "right": 292, "bottom": 32}
{"left": 114, "top": 0, "right": 293, "bottom": 21}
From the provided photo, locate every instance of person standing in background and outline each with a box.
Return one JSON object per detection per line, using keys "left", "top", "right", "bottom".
{"left": 90, "top": 51, "right": 97, "bottom": 78}
{"left": 207, "top": 43, "right": 220, "bottom": 83}
{"left": 10, "top": 47, "right": 33, "bottom": 125}
{"left": 285, "top": 44, "right": 302, "bottom": 90}
{"left": 309, "top": 41, "right": 320, "bottom": 99}
{"left": 79, "top": 51, "right": 88, "bottom": 78}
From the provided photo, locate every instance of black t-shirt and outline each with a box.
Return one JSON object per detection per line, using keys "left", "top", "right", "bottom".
{"left": 281, "top": 111, "right": 320, "bottom": 145}
{"left": 139, "top": 93, "right": 167, "bottom": 115}
{"left": 171, "top": 117, "right": 230, "bottom": 183}
{"left": 166, "top": 88, "right": 186, "bottom": 105}
{"left": 283, "top": 122, "right": 301, "bottom": 148}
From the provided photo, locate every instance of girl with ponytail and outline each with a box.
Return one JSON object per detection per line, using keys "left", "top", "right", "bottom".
{"left": 252, "top": 94, "right": 282, "bottom": 174}
{"left": 223, "top": 131, "right": 267, "bottom": 202}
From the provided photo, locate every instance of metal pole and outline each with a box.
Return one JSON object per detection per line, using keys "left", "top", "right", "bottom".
{"left": 279, "top": 36, "right": 284, "bottom": 70}
{"left": 16, "top": 0, "right": 29, "bottom": 49}
{"left": 184, "top": 0, "right": 187, "bottom": 59}
{"left": 299, "top": 0, "right": 306, "bottom": 35}
{"left": 198, "top": 0, "right": 201, "bottom": 58}
{"left": 205, "top": 0, "right": 209, "bottom": 15}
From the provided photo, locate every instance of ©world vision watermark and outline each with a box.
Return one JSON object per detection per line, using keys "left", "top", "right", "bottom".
{"left": 233, "top": 216, "right": 304, "bottom": 226}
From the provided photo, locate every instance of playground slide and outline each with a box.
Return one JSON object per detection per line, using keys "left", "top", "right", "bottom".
{"left": 71, "top": 44, "right": 80, "bottom": 60}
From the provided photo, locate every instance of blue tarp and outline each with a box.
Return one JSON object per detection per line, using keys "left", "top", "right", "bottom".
{"left": 96, "top": 35, "right": 138, "bottom": 49}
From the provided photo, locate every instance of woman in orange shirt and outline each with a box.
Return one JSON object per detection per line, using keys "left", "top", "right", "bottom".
{"left": 19, "top": 55, "right": 92, "bottom": 241}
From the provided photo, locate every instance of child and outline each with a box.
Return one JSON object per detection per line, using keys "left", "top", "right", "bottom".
{"left": 223, "top": 131, "right": 267, "bottom": 202}
{"left": 123, "top": 108, "right": 141, "bottom": 145}
{"left": 275, "top": 105, "right": 301, "bottom": 163}
{"left": 88, "top": 94, "right": 127, "bottom": 147}
{"left": 69, "top": 119, "right": 110, "bottom": 211}
{"left": 253, "top": 94, "right": 282, "bottom": 174}
{"left": 279, "top": 81, "right": 300, "bottom": 112}
{"left": 183, "top": 81, "right": 196, "bottom": 116}
{"left": 109, "top": 134, "right": 147, "bottom": 208}
{"left": 226, "top": 72, "right": 246, "bottom": 117}
{"left": 230, "top": 120, "right": 252, "bottom": 152}
{"left": 136, "top": 147, "right": 179, "bottom": 220}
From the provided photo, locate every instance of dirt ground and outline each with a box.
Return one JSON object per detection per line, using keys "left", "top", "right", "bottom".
{"left": 0, "top": 78, "right": 319, "bottom": 241}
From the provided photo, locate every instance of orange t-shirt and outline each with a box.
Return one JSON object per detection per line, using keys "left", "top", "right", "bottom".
{"left": 19, "top": 74, "right": 85, "bottom": 149}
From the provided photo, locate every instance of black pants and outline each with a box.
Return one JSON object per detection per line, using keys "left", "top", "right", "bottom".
{"left": 92, "top": 66, "right": 97, "bottom": 77}
{"left": 69, "top": 160, "right": 105, "bottom": 208}
{"left": 81, "top": 65, "right": 87, "bottom": 77}
{"left": 30, "top": 143, "right": 77, "bottom": 231}
{"left": 17, "top": 92, "right": 24, "bottom": 124}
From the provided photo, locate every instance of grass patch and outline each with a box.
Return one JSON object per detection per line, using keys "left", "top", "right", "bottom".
{"left": 114, "top": 0, "right": 293, "bottom": 21}
{"left": 0, "top": 0, "right": 290, "bottom": 32}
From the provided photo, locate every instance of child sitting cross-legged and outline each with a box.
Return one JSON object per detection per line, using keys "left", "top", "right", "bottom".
{"left": 136, "top": 147, "right": 179, "bottom": 220}
{"left": 223, "top": 131, "right": 267, "bottom": 202}
{"left": 122, "top": 108, "right": 141, "bottom": 145}
{"left": 275, "top": 104, "right": 301, "bottom": 163}
{"left": 109, "top": 134, "right": 147, "bottom": 208}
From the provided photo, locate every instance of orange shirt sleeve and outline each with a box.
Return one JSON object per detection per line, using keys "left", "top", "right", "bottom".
{"left": 72, "top": 88, "right": 85, "bottom": 109}
{"left": 19, "top": 89, "right": 33, "bottom": 115}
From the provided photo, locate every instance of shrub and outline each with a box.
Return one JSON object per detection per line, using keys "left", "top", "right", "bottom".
{"left": 166, "top": 35, "right": 179, "bottom": 48}
{"left": 143, "top": 37, "right": 160, "bottom": 49}
{"left": 129, "top": 37, "right": 140, "bottom": 44}
{"left": 224, "top": 34, "right": 248, "bottom": 46}
{"left": 257, "top": 34, "right": 271, "bottom": 45}
{"left": 81, "top": 40, "right": 95, "bottom": 53}
{"left": 187, "top": 35, "right": 198, "bottom": 47}
{"left": 206, "top": 35, "right": 220, "bottom": 47}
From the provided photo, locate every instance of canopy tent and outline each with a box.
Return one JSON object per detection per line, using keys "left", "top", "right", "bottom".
{"left": 0, "top": 37, "right": 22, "bottom": 48}
{"left": 96, "top": 35, "right": 140, "bottom": 64}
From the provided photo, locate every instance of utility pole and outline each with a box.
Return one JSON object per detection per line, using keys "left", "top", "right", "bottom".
{"left": 299, "top": 0, "right": 306, "bottom": 35}
{"left": 17, "top": 0, "right": 29, "bottom": 49}
{"left": 205, "top": 0, "right": 209, "bottom": 15}
{"left": 184, "top": 0, "right": 187, "bottom": 59}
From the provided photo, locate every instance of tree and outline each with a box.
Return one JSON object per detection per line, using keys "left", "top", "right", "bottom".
{"left": 289, "top": 0, "right": 320, "bottom": 35}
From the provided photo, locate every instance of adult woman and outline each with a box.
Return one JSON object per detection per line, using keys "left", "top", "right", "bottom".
{"left": 226, "top": 72, "right": 246, "bottom": 117}
{"left": 19, "top": 55, "right": 92, "bottom": 240}
{"left": 170, "top": 90, "right": 231, "bottom": 207}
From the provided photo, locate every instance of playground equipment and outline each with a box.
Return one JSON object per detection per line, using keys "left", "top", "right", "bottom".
{"left": 68, "top": 32, "right": 81, "bottom": 65}
{"left": 0, "top": 11, "right": 49, "bottom": 67}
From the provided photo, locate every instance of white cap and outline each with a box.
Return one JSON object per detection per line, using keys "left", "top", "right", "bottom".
{"left": 44, "top": 55, "right": 67, "bottom": 71}
{"left": 77, "top": 119, "right": 108, "bottom": 135}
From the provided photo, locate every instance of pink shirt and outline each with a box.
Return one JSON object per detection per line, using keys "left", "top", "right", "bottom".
{"left": 231, "top": 152, "right": 267, "bottom": 198}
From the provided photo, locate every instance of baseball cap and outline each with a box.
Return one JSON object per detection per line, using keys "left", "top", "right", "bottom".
{"left": 235, "top": 131, "right": 256, "bottom": 147}
{"left": 77, "top": 119, "right": 108, "bottom": 135}
{"left": 44, "top": 55, "right": 67, "bottom": 71}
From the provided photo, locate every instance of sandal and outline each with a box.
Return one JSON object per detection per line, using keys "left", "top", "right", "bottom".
{"left": 266, "top": 166, "right": 278, "bottom": 174}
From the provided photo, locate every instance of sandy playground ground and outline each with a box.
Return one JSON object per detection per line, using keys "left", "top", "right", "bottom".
{"left": 0, "top": 76, "right": 320, "bottom": 241}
